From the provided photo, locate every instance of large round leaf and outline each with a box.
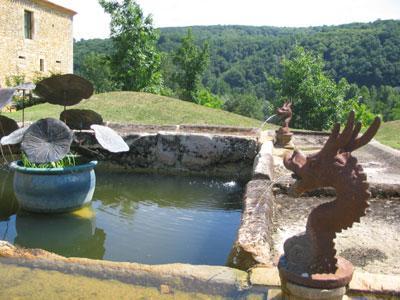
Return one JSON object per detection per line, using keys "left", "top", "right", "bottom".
{"left": 0, "top": 88, "right": 16, "bottom": 109}
{"left": 91, "top": 125, "right": 129, "bottom": 153}
{"left": 60, "top": 109, "right": 103, "bottom": 130}
{"left": 21, "top": 118, "right": 74, "bottom": 163}
{"left": 34, "top": 74, "right": 94, "bottom": 106}
{"left": 0, "top": 116, "right": 19, "bottom": 138}
{"left": 1, "top": 127, "right": 29, "bottom": 146}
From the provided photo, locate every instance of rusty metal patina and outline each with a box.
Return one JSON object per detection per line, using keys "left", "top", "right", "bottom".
{"left": 275, "top": 101, "right": 293, "bottom": 147}
{"left": 279, "top": 111, "right": 381, "bottom": 288}
{"left": 276, "top": 101, "right": 292, "bottom": 134}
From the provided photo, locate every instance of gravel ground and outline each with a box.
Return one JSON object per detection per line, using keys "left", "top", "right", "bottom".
{"left": 272, "top": 195, "right": 400, "bottom": 275}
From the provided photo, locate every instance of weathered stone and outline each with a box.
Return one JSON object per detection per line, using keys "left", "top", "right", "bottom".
{"left": 228, "top": 179, "right": 274, "bottom": 270}
{"left": 275, "top": 131, "right": 293, "bottom": 148}
{"left": 155, "top": 133, "right": 178, "bottom": 167}
{"left": 253, "top": 141, "right": 274, "bottom": 180}
{"left": 282, "top": 281, "right": 346, "bottom": 300}
{"left": 349, "top": 271, "right": 400, "bottom": 297}
{"left": 60, "top": 109, "right": 103, "bottom": 130}
{"left": 74, "top": 126, "right": 259, "bottom": 177}
{"left": 159, "top": 284, "right": 173, "bottom": 294}
{"left": 0, "top": 241, "right": 249, "bottom": 296}
{"left": 250, "top": 267, "right": 281, "bottom": 287}
{"left": 179, "top": 124, "right": 260, "bottom": 136}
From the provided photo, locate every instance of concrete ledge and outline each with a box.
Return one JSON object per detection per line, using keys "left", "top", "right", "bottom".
{"left": 250, "top": 266, "right": 281, "bottom": 287}
{"left": 253, "top": 141, "right": 274, "bottom": 180}
{"left": 349, "top": 271, "right": 400, "bottom": 297}
{"left": 274, "top": 180, "right": 400, "bottom": 198}
{"left": 229, "top": 179, "right": 275, "bottom": 270}
{"left": 0, "top": 241, "right": 249, "bottom": 297}
{"left": 248, "top": 266, "right": 400, "bottom": 297}
{"left": 105, "top": 123, "right": 260, "bottom": 137}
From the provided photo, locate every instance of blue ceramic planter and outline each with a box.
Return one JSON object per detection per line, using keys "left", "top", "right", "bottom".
{"left": 10, "top": 160, "right": 97, "bottom": 213}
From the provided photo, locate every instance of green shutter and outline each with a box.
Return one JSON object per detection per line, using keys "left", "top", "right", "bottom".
{"left": 24, "top": 10, "right": 32, "bottom": 39}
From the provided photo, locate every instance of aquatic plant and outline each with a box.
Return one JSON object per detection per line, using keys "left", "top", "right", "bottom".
{"left": 1, "top": 74, "right": 129, "bottom": 166}
{"left": 21, "top": 153, "right": 76, "bottom": 169}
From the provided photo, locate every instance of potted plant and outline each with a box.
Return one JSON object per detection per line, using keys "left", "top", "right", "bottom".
{"left": 0, "top": 74, "right": 129, "bottom": 213}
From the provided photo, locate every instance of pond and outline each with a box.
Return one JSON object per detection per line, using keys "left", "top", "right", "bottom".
{"left": 0, "top": 165, "right": 245, "bottom": 266}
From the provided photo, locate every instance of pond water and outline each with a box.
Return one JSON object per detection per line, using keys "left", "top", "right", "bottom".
{"left": 0, "top": 166, "right": 245, "bottom": 266}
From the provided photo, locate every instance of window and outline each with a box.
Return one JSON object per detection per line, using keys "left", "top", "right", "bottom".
{"left": 24, "top": 10, "right": 33, "bottom": 39}
{"left": 40, "top": 59, "right": 44, "bottom": 72}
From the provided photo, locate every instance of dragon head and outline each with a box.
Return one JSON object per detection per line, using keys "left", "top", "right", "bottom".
{"left": 284, "top": 111, "right": 381, "bottom": 196}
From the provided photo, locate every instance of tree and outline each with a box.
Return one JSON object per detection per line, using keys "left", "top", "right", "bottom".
{"left": 223, "top": 94, "right": 264, "bottom": 120}
{"left": 98, "top": 0, "right": 162, "bottom": 92}
{"left": 172, "top": 29, "right": 209, "bottom": 101}
{"left": 81, "top": 53, "right": 117, "bottom": 93}
{"left": 276, "top": 46, "right": 348, "bottom": 130}
{"left": 391, "top": 102, "right": 400, "bottom": 120}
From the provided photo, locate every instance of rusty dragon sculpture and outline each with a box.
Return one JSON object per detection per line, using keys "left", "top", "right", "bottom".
{"left": 276, "top": 101, "right": 293, "bottom": 133}
{"left": 281, "top": 111, "right": 381, "bottom": 276}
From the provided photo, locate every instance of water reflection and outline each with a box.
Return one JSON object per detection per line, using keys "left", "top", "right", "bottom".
{"left": 0, "top": 167, "right": 244, "bottom": 265}
{"left": 93, "top": 169, "right": 244, "bottom": 265}
{"left": 0, "top": 170, "right": 18, "bottom": 221}
{"left": 15, "top": 207, "right": 106, "bottom": 259}
{"left": 95, "top": 168, "right": 244, "bottom": 211}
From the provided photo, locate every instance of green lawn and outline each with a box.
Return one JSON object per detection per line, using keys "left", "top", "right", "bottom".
{"left": 7, "top": 91, "right": 262, "bottom": 128}
{"left": 374, "top": 120, "right": 400, "bottom": 150}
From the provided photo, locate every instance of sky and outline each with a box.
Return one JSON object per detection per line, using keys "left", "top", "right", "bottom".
{"left": 51, "top": 0, "right": 400, "bottom": 40}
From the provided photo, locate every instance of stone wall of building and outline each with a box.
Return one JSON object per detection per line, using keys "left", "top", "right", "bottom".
{"left": 0, "top": 0, "right": 74, "bottom": 86}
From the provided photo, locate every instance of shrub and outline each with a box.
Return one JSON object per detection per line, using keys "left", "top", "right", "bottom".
{"left": 194, "top": 89, "right": 223, "bottom": 109}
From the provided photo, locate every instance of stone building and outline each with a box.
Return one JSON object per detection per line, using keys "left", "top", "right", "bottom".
{"left": 0, "top": 0, "right": 76, "bottom": 86}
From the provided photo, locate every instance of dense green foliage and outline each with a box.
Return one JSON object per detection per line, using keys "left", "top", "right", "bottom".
{"left": 356, "top": 84, "right": 400, "bottom": 121}
{"left": 80, "top": 53, "right": 116, "bottom": 93}
{"left": 275, "top": 46, "right": 349, "bottom": 130}
{"left": 74, "top": 20, "right": 400, "bottom": 125}
{"left": 223, "top": 94, "right": 265, "bottom": 120}
{"left": 98, "top": 0, "right": 162, "bottom": 92}
{"left": 170, "top": 29, "right": 210, "bottom": 101}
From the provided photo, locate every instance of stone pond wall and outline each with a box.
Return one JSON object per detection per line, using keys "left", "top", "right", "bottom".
{"left": 75, "top": 125, "right": 261, "bottom": 179}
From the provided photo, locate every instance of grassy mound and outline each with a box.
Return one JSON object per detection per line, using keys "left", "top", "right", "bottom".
{"left": 374, "top": 120, "right": 400, "bottom": 150}
{"left": 8, "top": 92, "right": 262, "bottom": 128}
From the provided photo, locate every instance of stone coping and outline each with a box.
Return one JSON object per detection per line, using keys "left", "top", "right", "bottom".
{"left": 105, "top": 122, "right": 261, "bottom": 137}
{"left": 249, "top": 266, "right": 400, "bottom": 298}
{"left": 0, "top": 241, "right": 249, "bottom": 297}
{"left": 273, "top": 180, "right": 400, "bottom": 199}
{"left": 0, "top": 241, "right": 398, "bottom": 297}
